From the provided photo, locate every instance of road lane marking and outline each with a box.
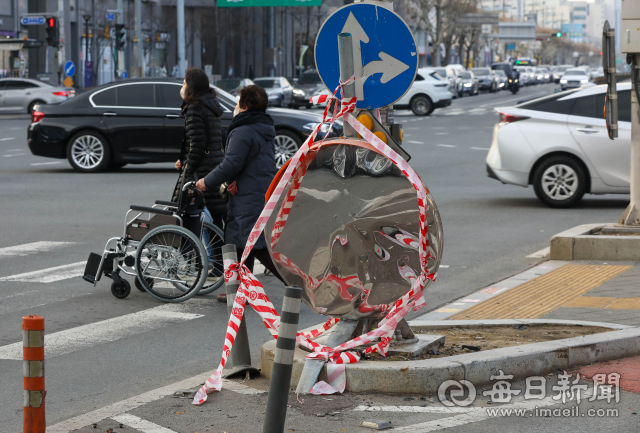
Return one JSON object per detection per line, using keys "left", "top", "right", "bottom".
{"left": 3, "top": 153, "right": 25, "bottom": 157}
{"left": 527, "top": 246, "right": 550, "bottom": 258}
{"left": 0, "top": 304, "right": 204, "bottom": 360}
{"left": 470, "top": 147, "right": 490, "bottom": 151}
{"left": 0, "top": 137, "right": 15, "bottom": 141}
{"left": 434, "top": 132, "right": 449, "bottom": 135}
{"left": 393, "top": 397, "right": 557, "bottom": 432}
{"left": 111, "top": 414, "right": 177, "bottom": 433}
{"left": 9, "top": 127, "right": 22, "bottom": 130}
{"left": 46, "top": 372, "right": 215, "bottom": 433}
{"left": 408, "top": 141, "right": 422, "bottom": 144}
{"left": 46, "top": 374, "right": 264, "bottom": 432}
{"left": 31, "top": 161, "right": 62, "bottom": 166}
{"left": 354, "top": 405, "right": 480, "bottom": 414}
{"left": 437, "top": 144, "right": 456, "bottom": 148}
{"left": 0, "top": 241, "right": 76, "bottom": 257}
{"left": 0, "top": 261, "right": 85, "bottom": 283}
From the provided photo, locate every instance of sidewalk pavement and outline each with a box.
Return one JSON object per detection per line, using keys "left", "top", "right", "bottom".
{"left": 417, "top": 260, "right": 640, "bottom": 327}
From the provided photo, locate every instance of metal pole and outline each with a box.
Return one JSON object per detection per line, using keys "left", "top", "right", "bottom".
{"left": 619, "top": 52, "right": 640, "bottom": 226}
{"left": 338, "top": 32, "right": 356, "bottom": 138}
{"left": 62, "top": 0, "right": 71, "bottom": 65}
{"left": 263, "top": 286, "right": 302, "bottom": 433}
{"left": 116, "top": 0, "right": 123, "bottom": 76}
{"left": 177, "top": 0, "right": 186, "bottom": 77}
{"left": 135, "top": 0, "right": 142, "bottom": 78}
{"left": 221, "top": 244, "right": 260, "bottom": 379}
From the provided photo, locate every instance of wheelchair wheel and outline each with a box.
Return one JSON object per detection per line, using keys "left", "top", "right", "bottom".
{"left": 111, "top": 279, "right": 131, "bottom": 299}
{"left": 135, "top": 225, "right": 207, "bottom": 303}
{"left": 135, "top": 276, "right": 154, "bottom": 292}
{"left": 198, "top": 221, "right": 225, "bottom": 295}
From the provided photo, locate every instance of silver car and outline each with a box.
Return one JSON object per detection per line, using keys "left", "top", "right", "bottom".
{"left": 253, "top": 76, "right": 294, "bottom": 107}
{"left": 0, "top": 78, "right": 75, "bottom": 113}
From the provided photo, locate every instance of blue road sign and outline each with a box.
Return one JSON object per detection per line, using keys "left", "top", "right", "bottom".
{"left": 106, "top": 13, "right": 115, "bottom": 21}
{"left": 121, "top": 71, "right": 128, "bottom": 79}
{"left": 64, "top": 61, "right": 75, "bottom": 77}
{"left": 21, "top": 16, "right": 46, "bottom": 26}
{"left": 315, "top": 3, "right": 418, "bottom": 109}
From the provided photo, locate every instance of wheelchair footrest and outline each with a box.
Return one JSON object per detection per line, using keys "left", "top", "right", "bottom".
{"left": 84, "top": 252, "right": 102, "bottom": 284}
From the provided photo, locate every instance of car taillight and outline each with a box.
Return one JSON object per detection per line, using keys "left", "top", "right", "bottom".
{"left": 32, "top": 110, "right": 44, "bottom": 123}
{"left": 498, "top": 112, "right": 529, "bottom": 125}
{"left": 52, "top": 90, "right": 72, "bottom": 97}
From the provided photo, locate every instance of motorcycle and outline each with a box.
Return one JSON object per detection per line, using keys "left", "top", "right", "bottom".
{"left": 509, "top": 78, "right": 519, "bottom": 94}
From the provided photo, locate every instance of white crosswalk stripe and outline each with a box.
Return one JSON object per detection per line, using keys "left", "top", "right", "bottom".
{"left": 111, "top": 414, "right": 177, "bottom": 433}
{"left": 0, "top": 261, "right": 85, "bottom": 283}
{"left": 0, "top": 241, "right": 75, "bottom": 258}
{"left": 0, "top": 304, "right": 204, "bottom": 360}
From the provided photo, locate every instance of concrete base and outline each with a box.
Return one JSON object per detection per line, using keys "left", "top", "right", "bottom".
{"left": 387, "top": 334, "right": 445, "bottom": 357}
{"left": 550, "top": 223, "right": 640, "bottom": 261}
{"left": 261, "top": 319, "right": 640, "bottom": 395}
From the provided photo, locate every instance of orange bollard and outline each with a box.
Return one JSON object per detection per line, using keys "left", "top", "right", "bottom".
{"left": 23, "top": 315, "right": 45, "bottom": 433}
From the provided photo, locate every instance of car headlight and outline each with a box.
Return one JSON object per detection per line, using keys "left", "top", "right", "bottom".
{"left": 545, "top": 74, "right": 549, "bottom": 78}
{"left": 464, "top": 83, "right": 472, "bottom": 87}
{"left": 509, "top": 79, "right": 512, "bottom": 82}
{"left": 581, "top": 79, "right": 588, "bottom": 83}
{"left": 560, "top": 79, "right": 568, "bottom": 84}
{"left": 303, "top": 122, "right": 331, "bottom": 133}
{"left": 293, "top": 89, "right": 305, "bottom": 97}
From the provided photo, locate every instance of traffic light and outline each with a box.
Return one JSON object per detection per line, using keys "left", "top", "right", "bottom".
{"left": 115, "top": 24, "right": 126, "bottom": 50}
{"left": 556, "top": 32, "right": 562, "bottom": 37}
{"left": 45, "top": 17, "right": 58, "bottom": 47}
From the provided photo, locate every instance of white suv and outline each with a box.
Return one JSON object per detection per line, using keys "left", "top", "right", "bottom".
{"left": 394, "top": 68, "right": 453, "bottom": 116}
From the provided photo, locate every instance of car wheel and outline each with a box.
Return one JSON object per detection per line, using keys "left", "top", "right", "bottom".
{"left": 410, "top": 95, "right": 433, "bottom": 116}
{"left": 279, "top": 97, "right": 285, "bottom": 108}
{"left": 28, "top": 100, "right": 45, "bottom": 114}
{"left": 533, "top": 156, "right": 587, "bottom": 208}
{"left": 67, "top": 131, "right": 112, "bottom": 173}
{"left": 274, "top": 130, "right": 301, "bottom": 169}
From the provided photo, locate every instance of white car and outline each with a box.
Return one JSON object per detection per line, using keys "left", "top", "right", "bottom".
{"left": 560, "top": 69, "right": 591, "bottom": 90}
{"left": 486, "top": 83, "right": 631, "bottom": 207}
{"left": 395, "top": 68, "right": 452, "bottom": 116}
{"left": 0, "top": 78, "right": 74, "bottom": 113}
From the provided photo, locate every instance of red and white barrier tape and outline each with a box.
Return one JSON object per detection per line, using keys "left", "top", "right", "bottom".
{"left": 192, "top": 76, "right": 436, "bottom": 405}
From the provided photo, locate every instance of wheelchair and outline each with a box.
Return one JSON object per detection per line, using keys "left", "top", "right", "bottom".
{"left": 83, "top": 181, "right": 225, "bottom": 303}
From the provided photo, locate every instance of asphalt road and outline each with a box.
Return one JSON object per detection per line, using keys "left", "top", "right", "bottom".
{"left": 0, "top": 82, "right": 631, "bottom": 432}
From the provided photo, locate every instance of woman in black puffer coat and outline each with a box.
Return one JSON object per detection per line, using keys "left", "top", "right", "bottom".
{"left": 172, "top": 67, "right": 226, "bottom": 227}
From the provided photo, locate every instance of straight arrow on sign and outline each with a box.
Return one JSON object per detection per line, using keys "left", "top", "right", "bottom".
{"left": 341, "top": 12, "right": 409, "bottom": 100}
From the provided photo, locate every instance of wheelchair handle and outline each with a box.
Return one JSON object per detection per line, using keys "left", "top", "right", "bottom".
{"left": 182, "top": 180, "right": 204, "bottom": 196}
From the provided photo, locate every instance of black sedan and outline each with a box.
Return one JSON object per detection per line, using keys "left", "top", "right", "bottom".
{"left": 28, "top": 78, "right": 342, "bottom": 172}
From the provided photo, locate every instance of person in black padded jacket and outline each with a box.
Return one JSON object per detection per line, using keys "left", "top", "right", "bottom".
{"left": 172, "top": 67, "right": 225, "bottom": 276}
{"left": 195, "top": 85, "right": 284, "bottom": 302}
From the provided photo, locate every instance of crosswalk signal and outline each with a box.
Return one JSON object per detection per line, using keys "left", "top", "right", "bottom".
{"left": 556, "top": 32, "right": 562, "bottom": 37}
{"left": 115, "top": 24, "right": 126, "bottom": 50}
{"left": 45, "top": 17, "right": 58, "bottom": 47}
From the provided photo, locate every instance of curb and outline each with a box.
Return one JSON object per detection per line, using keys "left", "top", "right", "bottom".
{"left": 550, "top": 223, "right": 640, "bottom": 261}
{"left": 261, "top": 320, "right": 640, "bottom": 394}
